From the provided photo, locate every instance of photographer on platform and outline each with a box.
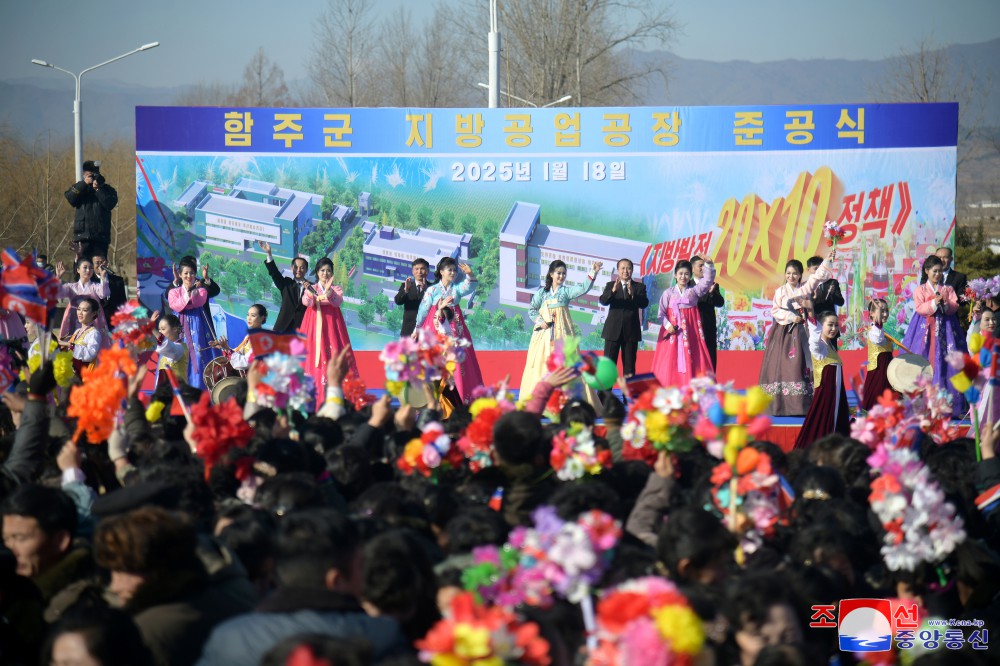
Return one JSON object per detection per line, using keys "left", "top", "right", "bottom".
{"left": 65, "top": 159, "right": 118, "bottom": 260}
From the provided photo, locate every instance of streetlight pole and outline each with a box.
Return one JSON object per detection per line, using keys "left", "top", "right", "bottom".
{"left": 31, "top": 42, "right": 159, "bottom": 180}
{"left": 487, "top": 0, "right": 500, "bottom": 109}
{"left": 477, "top": 83, "right": 572, "bottom": 108}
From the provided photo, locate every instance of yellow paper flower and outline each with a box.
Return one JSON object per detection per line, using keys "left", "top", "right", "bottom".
{"left": 145, "top": 401, "right": 165, "bottom": 423}
{"left": 744, "top": 386, "right": 772, "bottom": 416}
{"left": 723, "top": 393, "right": 744, "bottom": 416}
{"left": 469, "top": 397, "right": 498, "bottom": 419}
{"left": 453, "top": 624, "right": 493, "bottom": 660}
{"left": 726, "top": 425, "right": 748, "bottom": 451}
{"left": 645, "top": 410, "right": 669, "bottom": 443}
{"left": 386, "top": 380, "right": 406, "bottom": 397}
{"left": 969, "top": 333, "right": 983, "bottom": 355}
{"left": 652, "top": 604, "right": 705, "bottom": 655}
{"left": 951, "top": 373, "right": 972, "bottom": 393}
{"left": 53, "top": 352, "right": 75, "bottom": 388}
{"left": 404, "top": 439, "right": 424, "bottom": 465}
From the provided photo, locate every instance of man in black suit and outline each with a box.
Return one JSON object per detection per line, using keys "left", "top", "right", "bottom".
{"left": 394, "top": 257, "right": 430, "bottom": 337}
{"left": 806, "top": 255, "right": 844, "bottom": 315}
{"left": 689, "top": 255, "right": 725, "bottom": 372}
{"left": 258, "top": 240, "right": 309, "bottom": 333}
{"left": 936, "top": 246, "right": 967, "bottom": 297}
{"left": 91, "top": 252, "right": 128, "bottom": 322}
{"left": 599, "top": 258, "right": 649, "bottom": 378}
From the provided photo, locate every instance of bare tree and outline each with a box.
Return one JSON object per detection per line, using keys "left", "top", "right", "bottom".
{"left": 450, "top": 0, "right": 678, "bottom": 107}
{"left": 308, "top": 0, "right": 378, "bottom": 107}
{"left": 412, "top": 6, "right": 478, "bottom": 107}
{"left": 874, "top": 36, "right": 991, "bottom": 168}
{"left": 376, "top": 9, "right": 417, "bottom": 106}
{"left": 232, "top": 48, "right": 290, "bottom": 106}
{"left": 174, "top": 80, "right": 237, "bottom": 107}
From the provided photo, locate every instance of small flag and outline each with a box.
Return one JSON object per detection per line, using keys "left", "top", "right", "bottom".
{"left": 248, "top": 329, "right": 306, "bottom": 358}
{"left": 976, "top": 483, "right": 1000, "bottom": 515}
{"left": 488, "top": 486, "right": 504, "bottom": 512}
{"left": 625, "top": 373, "right": 660, "bottom": 400}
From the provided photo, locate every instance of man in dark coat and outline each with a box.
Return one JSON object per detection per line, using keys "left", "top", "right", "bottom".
{"left": 936, "top": 246, "right": 967, "bottom": 297}
{"left": 394, "top": 257, "right": 430, "bottom": 337}
{"left": 197, "top": 508, "right": 406, "bottom": 665}
{"left": 258, "top": 240, "right": 309, "bottom": 333}
{"left": 65, "top": 160, "right": 118, "bottom": 260}
{"left": 690, "top": 255, "right": 725, "bottom": 372}
{"left": 599, "top": 258, "right": 649, "bottom": 378}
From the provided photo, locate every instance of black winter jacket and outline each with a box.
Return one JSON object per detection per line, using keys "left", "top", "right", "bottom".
{"left": 65, "top": 179, "right": 118, "bottom": 243}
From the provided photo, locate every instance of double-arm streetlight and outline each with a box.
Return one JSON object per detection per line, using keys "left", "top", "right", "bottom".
{"left": 476, "top": 82, "right": 572, "bottom": 108}
{"left": 31, "top": 41, "right": 160, "bottom": 179}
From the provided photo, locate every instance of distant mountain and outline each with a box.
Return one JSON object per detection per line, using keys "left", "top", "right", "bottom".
{"left": 632, "top": 38, "right": 1000, "bottom": 127}
{"left": 0, "top": 79, "right": 188, "bottom": 143}
{"left": 2, "top": 38, "right": 997, "bottom": 143}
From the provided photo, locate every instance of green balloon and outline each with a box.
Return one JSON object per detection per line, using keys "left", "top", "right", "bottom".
{"left": 584, "top": 356, "right": 619, "bottom": 390}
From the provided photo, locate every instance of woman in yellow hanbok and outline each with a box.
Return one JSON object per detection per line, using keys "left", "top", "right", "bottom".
{"left": 519, "top": 260, "right": 603, "bottom": 410}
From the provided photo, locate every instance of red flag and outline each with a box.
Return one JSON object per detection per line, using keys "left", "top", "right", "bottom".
{"left": 248, "top": 330, "right": 306, "bottom": 358}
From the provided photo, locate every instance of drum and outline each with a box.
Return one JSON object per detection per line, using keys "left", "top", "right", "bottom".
{"left": 211, "top": 376, "right": 243, "bottom": 405}
{"left": 887, "top": 353, "right": 934, "bottom": 394}
{"left": 203, "top": 357, "right": 240, "bottom": 392}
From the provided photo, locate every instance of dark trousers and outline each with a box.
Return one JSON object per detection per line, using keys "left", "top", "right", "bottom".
{"left": 77, "top": 239, "right": 109, "bottom": 261}
{"left": 603, "top": 337, "right": 638, "bottom": 377}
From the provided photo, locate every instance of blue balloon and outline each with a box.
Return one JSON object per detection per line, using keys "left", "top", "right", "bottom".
{"left": 708, "top": 402, "right": 726, "bottom": 427}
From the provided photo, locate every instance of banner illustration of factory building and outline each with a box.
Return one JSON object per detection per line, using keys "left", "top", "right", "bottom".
{"left": 135, "top": 103, "right": 957, "bottom": 359}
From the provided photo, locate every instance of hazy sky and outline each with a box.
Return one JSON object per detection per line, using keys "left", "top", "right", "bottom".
{"left": 3, "top": 0, "right": 998, "bottom": 89}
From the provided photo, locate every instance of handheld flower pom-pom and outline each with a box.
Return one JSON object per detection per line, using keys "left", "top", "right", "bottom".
{"left": 416, "top": 591, "right": 551, "bottom": 666}
{"left": 588, "top": 577, "right": 704, "bottom": 666}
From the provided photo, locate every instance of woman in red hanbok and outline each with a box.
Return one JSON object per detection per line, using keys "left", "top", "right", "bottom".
{"left": 300, "top": 257, "right": 357, "bottom": 409}
{"left": 651, "top": 259, "right": 717, "bottom": 387}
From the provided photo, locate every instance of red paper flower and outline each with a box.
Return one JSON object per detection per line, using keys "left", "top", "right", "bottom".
{"left": 189, "top": 393, "right": 254, "bottom": 478}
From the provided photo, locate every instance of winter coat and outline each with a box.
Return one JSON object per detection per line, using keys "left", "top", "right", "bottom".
{"left": 65, "top": 179, "right": 118, "bottom": 244}
{"left": 196, "top": 586, "right": 408, "bottom": 666}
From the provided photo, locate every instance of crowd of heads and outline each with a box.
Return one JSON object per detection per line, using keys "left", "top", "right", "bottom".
{"left": 0, "top": 245, "right": 996, "bottom": 666}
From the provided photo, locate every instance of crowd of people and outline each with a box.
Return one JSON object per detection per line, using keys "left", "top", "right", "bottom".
{"left": 0, "top": 161, "right": 996, "bottom": 666}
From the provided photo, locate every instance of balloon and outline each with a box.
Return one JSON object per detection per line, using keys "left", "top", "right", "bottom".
{"left": 583, "top": 356, "right": 619, "bottom": 391}
{"left": 736, "top": 447, "right": 760, "bottom": 475}
{"left": 745, "top": 386, "right": 772, "bottom": 416}
{"left": 708, "top": 402, "right": 726, "bottom": 427}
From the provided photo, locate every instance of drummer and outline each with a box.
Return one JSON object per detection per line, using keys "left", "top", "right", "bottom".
{"left": 152, "top": 312, "right": 189, "bottom": 386}
{"left": 215, "top": 304, "right": 268, "bottom": 371}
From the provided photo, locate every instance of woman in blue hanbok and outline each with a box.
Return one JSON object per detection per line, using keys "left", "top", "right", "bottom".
{"left": 519, "top": 260, "right": 603, "bottom": 406}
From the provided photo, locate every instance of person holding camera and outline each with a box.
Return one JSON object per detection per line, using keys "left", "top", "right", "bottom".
{"left": 64, "top": 159, "right": 118, "bottom": 260}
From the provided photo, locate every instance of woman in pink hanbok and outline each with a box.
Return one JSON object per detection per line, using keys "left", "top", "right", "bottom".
{"left": 901, "top": 254, "right": 968, "bottom": 415}
{"left": 56, "top": 258, "right": 110, "bottom": 345}
{"left": 651, "top": 259, "right": 717, "bottom": 388}
{"left": 168, "top": 257, "right": 220, "bottom": 389}
{"left": 299, "top": 257, "right": 357, "bottom": 410}
{"left": 414, "top": 257, "right": 483, "bottom": 405}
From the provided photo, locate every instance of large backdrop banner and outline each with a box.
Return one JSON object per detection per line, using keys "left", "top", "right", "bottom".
{"left": 135, "top": 103, "right": 957, "bottom": 384}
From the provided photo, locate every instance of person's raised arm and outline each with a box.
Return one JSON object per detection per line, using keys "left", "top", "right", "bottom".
{"left": 64, "top": 181, "right": 88, "bottom": 207}
{"left": 806, "top": 316, "right": 827, "bottom": 361}
{"left": 415, "top": 286, "right": 434, "bottom": 325}
{"left": 691, "top": 260, "right": 717, "bottom": 300}
{"left": 328, "top": 285, "right": 344, "bottom": 307}
{"left": 565, "top": 261, "right": 602, "bottom": 300}
{"left": 94, "top": 180, "right": 118, "bottom": 211}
